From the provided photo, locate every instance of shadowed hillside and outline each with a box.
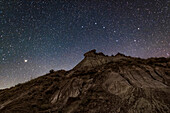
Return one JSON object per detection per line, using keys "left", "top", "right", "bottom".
{"left": 0, "top": 50, "right": 170, "bottom": 113}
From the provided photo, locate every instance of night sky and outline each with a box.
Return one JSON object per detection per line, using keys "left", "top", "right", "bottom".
{"left": 0, "top": 0, "right": 170, "bottom": 89}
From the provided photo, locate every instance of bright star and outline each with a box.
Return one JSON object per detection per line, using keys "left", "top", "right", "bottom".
{"left": 24, "top": 60, "right": 28, "bottom": 63}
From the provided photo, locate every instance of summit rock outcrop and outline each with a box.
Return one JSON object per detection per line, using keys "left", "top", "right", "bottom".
{"left": 0, "top": 50, "right": 170, "bottom": 113}
{"left": 73, "top": 49, "right": 128, "bottom": 71}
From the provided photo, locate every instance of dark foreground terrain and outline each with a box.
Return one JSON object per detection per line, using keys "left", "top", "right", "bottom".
{"left": 0, "top": 50, "right": 170, "bottom": 113}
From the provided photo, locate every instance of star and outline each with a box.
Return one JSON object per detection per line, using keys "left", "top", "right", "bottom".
{"left": 24, "top": 60, "right": 28, "bottom": 63}
{"left": 28, "top": 36, "right": 31, "bottom": 40}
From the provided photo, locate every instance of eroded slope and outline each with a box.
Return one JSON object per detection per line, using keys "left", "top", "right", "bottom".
{"left": 0, "top": 50, "right": 170, "bottom": 113}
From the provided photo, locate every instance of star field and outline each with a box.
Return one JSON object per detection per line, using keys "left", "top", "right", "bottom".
{"left": 0, "top": 0, "right": 170, "bottom": 89}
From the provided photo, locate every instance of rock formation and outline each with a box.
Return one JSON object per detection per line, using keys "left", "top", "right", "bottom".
{"left": 0, "top": 50, "right": 170, "bottom": 113}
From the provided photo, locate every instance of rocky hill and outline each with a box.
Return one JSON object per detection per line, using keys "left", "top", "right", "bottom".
{"left": 0, "top": 50, "right": 170, "bottom": 113}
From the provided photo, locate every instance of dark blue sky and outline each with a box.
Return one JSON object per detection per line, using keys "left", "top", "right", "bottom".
{"left": 0, "top": 0, "right": 170, "bottom": 89}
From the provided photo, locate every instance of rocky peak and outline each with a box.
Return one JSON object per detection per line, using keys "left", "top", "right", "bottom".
{"left": 84, "top": 49, "right": 105, "bottom": 57}
{"left": 74, "top": 50, "right": 128, "bottom": 70}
